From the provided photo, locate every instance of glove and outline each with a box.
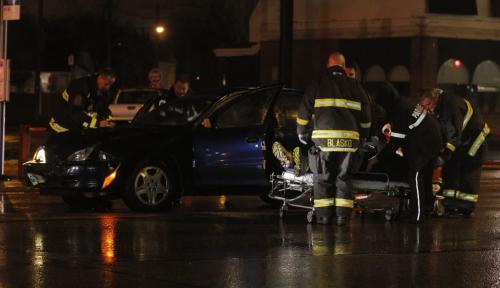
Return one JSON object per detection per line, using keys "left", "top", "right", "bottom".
{"left": 435, "top": 156, "right": 445, "bottom": 167}
{"left": 298, "top": 134, "right": 308, "bottom": 145}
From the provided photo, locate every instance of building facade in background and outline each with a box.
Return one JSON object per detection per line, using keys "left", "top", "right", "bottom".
{"left": 217, "top": 0, "right": 500, "bottom": 123}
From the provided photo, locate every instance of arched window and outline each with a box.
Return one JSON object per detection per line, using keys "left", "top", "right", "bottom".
{"left": 472, "top": 60, "right": 500, "bottom": 114}
{"left": 365, "top": 65, "right": 386, "bottom": 82}
{"left": 437, "top": 59, "right": 469, "bottom": 85}
{"left": 388, "top": 65, "right": 410, "bottom": 82}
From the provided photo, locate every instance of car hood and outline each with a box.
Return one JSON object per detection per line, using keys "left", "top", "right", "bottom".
{"left": 44, "top": 124, "right": 190, "bottom": 161}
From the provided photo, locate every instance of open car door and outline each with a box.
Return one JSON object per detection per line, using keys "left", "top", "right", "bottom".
{"left": 192, "top": 85, "right": 282, "bottom": 187}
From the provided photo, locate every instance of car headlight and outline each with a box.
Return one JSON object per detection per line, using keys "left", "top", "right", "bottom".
{"left": 66, "top": 146, "right": 95, "bottom": 162}
{"left": 33, "top": 146, "right": 46, "bottom": 163}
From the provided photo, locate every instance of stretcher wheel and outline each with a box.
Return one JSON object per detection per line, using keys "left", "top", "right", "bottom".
{"left": 307, "top": 210, "right": 314, "bottom": 223}
{"left": 385, "top": 208, "right": 395, "bottom": 221}
{"left": 433, "top": 198, "right": 445, "bottom": 217}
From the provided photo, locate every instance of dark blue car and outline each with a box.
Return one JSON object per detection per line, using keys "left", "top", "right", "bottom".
{"left": 23, "top": 85, "right": 303, "bottom": 211}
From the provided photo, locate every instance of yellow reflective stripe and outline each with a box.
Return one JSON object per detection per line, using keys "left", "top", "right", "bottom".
{"left": 462, "top": 99, "right": 473, "bottom": 130}
{"left": 49, "top": 117, "right": 69, "bottom": 133}
{"left": 360, "top": 122, "right": 371, "bottom": 129}
{"left": 89, "top": 116, "right": 98, "bottom": 128}
{"left": 319, "top": 147, "right": 358, "bottom": 152}
{"left": 457, "top": 192, "right": 479, "bottom": 203}
{"left": 443, "top": 189, "right": 456, "bottom": 198}
{"left": 62, "top": 90, "right": 69, "bottom": 102}
{"left": 296, "top": 117, "right": 309, "bottom": 126}
{"left": 468, "top": 123, "right": 490, "bottom": 157}
{"left": 107, "top": 115, "right": 113, "bottom": 121}
{"left": 312, "top": 130, "right": 360, "bottom": 140}
{"left": 443, "top": 189, "right": 478, "bottom": 202}
{"left": 446, "top": 142, "right": 456, "bottom": 152}
{"left": 314, "top": 98, "right": 361, "bottom": 111}
{"left": 335, "top": 198, "right": 354, "bottom": 208}
{"left": 314, "top": 198, "right": 335, "bottom": 208}
{"left": 443, "top": 189, "right": 479, "bottom": 202}
{"left": 82, "top": 122, "right": 89, "bottom": 128}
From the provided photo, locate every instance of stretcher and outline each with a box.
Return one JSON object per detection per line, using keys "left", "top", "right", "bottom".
{"left": 269, "top": 170, "right": 414, "bottom": 223}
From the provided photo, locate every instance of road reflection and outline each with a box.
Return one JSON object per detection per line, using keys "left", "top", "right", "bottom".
{"left": 100, "top": 216, "right": 117, "bottom": 264}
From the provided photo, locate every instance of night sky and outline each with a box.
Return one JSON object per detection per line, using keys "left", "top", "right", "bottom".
{"left": 11, "top": 0, "right": 257, "bottom": 88}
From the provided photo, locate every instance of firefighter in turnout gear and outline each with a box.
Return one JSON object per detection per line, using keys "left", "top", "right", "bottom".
{"left": 297, "top": 52, "right": 371, "bottom": 226}
{"left": 419, "top": 88, "right": 489, "bottom": 216}
{"left": 368, "top": 83, "right": 443, "bottom": 223}
{"left": 48, "top": 68, "right": 116, "bottom": 134}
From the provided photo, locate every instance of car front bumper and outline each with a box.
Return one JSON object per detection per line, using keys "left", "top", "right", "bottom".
{"left": 23, "top": 161, "right": 120, "bottom": 198}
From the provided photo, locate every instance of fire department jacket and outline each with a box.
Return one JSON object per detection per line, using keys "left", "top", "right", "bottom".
{"left": 49, "top": 75, "right": 113, "bottom": 133}
{"left": 296, "top": 66, "right": 371, "bottom": 152}
{"left": 378, "top": 96, "right": 443, "bottom": 170}
{"left": 435, "top": 92, "right": 490, "bottom": 158}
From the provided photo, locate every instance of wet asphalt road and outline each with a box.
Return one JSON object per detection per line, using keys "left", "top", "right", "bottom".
{"left": 0, "top": 171, "right": 498, "bottom": 287}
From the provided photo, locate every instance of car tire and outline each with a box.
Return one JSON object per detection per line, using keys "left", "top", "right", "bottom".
{"left": 122, "top": 160, "right": 174, "bottom": 212}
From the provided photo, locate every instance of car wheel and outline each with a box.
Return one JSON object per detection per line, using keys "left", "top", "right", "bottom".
{"left": 123, "top": 160, "right": 173, "bottom": 212}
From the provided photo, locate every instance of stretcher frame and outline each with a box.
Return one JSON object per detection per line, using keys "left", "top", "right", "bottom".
{"left": 269, "top": 170, "right": 412, "bottom": 223}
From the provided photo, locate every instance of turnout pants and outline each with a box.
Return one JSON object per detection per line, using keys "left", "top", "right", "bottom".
{"left": 442, "top": 144, "right": 486, "bottom": 211}
{"left": 407, "top": 160, "right": 434, "bottom": 222}
{"left": 309, "top": 149, "right": 353, "bottom": 218}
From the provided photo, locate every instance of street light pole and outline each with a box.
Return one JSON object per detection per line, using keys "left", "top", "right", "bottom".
{"left": 35, "top": 0, "right": 43, "bottom": 118}
{"left": 105, "top": 0, "right": 113, "bottom": 67}
{"left": 0, "top": 0, "right": 7, "bottom": 180}
{"left": 279, "top": 0, "right": 293, "bottom": 87}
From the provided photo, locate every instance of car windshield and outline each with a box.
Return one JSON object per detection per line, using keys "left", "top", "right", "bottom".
{"left": 134, "top": 94, "right": 220, "bottom": 126}
{"left": 116, "top": 90, "right": 161, "bottom": 104}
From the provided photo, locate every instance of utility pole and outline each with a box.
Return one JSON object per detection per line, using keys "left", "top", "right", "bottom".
{"left": 35, "top": 0, "right": 43, "bottom": 118}
{"left": 279, "top": 0, "right": 293, "bottom": 87}
{"left": 105, "top": 0, "right": 113, "bottom": 67}
{"left": 0, "top": 0, "right": 7, "bottom": 180}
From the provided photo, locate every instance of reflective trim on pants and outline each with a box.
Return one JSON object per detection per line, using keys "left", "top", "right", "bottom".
{"left": 314, "top": 198, "right": 335, "bottom": 208}
{"left": 335, "top": 198, "right": 354, "bottom": 208}
{"left": 314, "top": 197, "right": 354, "bottom": 208}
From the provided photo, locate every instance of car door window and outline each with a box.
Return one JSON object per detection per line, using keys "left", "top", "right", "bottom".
{"left": 214, "top": 88, "right": 276, "bottom": 129}
{"left": 273, "top": 90, "right": 303, "bottom": 129}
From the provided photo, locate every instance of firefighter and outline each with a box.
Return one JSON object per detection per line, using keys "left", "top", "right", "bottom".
{"left": 419, "top": 88, "right": 489, "bottom": 216}
{"left": 49, "top": 68, "right": 116, "bottom": 134}
{"left": 367, "top": 83, "right": 443, "bottom": 223}
{"left": 297, "top": 52, "right": 371, "bottom": 226}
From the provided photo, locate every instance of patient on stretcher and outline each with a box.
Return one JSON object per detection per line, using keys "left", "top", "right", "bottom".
{"left": 272, "top": 136, "right": 408, "bottom": 182}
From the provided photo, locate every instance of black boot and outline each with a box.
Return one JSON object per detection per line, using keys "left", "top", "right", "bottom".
{"left": 336, "top": 216, "right": 350, "bottom": 226}
{"left": 316, "top": 216, "right": 332, "bottom": 225}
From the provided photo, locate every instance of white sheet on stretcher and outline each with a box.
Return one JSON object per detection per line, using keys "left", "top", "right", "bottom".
{"left": 281, "top": 171, "right": 409, "bottom": 191}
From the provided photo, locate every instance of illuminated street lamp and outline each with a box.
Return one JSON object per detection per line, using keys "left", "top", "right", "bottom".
{"left": 155, "top": 25, "right": 165, "bottom": 34}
